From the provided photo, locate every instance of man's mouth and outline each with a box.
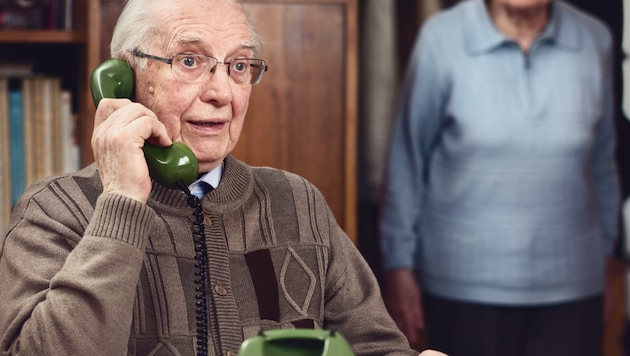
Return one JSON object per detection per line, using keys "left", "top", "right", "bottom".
{"left": 190, "top": 120, "right": 226, "bottom": 127}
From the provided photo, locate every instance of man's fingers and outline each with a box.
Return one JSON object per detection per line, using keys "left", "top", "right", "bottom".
{"left": 93, "top": 98, "right": 133, "bottom": 127}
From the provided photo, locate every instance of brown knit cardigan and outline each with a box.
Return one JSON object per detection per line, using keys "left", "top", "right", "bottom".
{"left": 0, "top": 155, "right": 416, "bottom": 356}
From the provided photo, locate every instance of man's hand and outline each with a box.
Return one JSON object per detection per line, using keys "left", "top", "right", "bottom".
{"left": 92, "top": 98, "right": 172, "bottom": 203}
{"left": 384, "top": 268, "right": 425, "bottom": 349}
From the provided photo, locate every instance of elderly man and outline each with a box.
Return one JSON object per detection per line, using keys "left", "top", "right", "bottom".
{"left": 0, "top": 0, "right": 442, "bottom": 355}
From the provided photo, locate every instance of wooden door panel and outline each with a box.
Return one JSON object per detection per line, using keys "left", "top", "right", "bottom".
{"left": 240, "top": 0, "right": 357, "bottom": 241}
{"left": 238, "top": 2, "right": 346, "bottom": 220}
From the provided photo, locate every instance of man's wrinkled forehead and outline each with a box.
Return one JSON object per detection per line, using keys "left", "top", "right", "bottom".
{"left": 169, "top": 32, "right": 258, "bottom": 52}
{"left": 153, "top": 1, "right": 258, "bottom": 54}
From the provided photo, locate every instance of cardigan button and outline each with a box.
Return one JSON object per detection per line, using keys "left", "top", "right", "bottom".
{"left": 203, "top": 216, "right": 212, "bottom": 226}
{"left": 214, "top": 283, "right": 228, "bottom": 296}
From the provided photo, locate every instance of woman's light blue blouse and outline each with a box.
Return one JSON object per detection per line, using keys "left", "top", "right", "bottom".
{"left": 379, "top": 0, "right": 621, "bottom": 304}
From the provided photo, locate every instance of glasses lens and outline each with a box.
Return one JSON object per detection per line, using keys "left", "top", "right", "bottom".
{"left": 229, "top": 59, "right": 266, "bottom": 85}
{"left": 172, "top": 54, "right": 216, "bottom": 82}
{"left": 249, "top": 60, "right": 266, "bottom": 85}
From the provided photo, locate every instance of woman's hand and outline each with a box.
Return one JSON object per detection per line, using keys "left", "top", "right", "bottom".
{"left": 384, "top": 268, "right": 425, "bottom": 349}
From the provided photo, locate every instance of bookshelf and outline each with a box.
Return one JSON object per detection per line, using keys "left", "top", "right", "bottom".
{"left": 0, "top": 30, "right": 85, "bottom": 42}
{"left": 0, "top": 0, "right": 101, "bottom": 233}
{"left": 0, "top": 0, "right": 100, "bottom": 167}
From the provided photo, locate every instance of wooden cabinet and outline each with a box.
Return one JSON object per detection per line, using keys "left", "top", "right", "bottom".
{"left": 0, "top": 0, "right": 101, "bottom": 168}
{"left": 99, "top": 0, "right": 359, "bottom": 243}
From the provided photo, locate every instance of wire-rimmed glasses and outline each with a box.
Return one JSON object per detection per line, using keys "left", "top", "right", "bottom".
{"left": 131, "top": 50, "right": 268, "bottom": 85}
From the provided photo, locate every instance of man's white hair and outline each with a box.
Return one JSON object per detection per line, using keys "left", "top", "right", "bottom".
{"left": 110, "top": 0, "right": 262, "bottom": 67}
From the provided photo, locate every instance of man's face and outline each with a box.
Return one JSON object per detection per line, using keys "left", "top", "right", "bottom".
{"left": 491, "top": 0, "right": 551, "bottom": 13}
{"left": 134, "top": 0, "right": 255, "bottom": 172}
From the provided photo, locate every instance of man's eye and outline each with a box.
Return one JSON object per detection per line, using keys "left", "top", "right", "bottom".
{"left": 181, "top": 56, "right": 197, "bottom": 67}
{"left": 232, "top": 61, "right": 247, "bottom": 72}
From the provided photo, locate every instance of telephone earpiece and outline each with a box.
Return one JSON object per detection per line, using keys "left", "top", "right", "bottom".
{"left": 90, "top": 59, "right": 199, "bottom": 189}
{"left": 89, "top": 58, "right": 134, "bottom": 107}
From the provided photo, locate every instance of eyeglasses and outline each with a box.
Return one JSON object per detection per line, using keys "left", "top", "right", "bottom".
{"left": 131, "top": 50, "right": 268, "bottom": 85}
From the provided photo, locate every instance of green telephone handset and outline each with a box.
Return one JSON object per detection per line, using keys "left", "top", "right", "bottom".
{"left": 90, "top": 58, "right": 199, "bottom": 189}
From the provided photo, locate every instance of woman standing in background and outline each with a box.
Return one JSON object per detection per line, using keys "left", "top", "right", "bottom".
{"left": 379, "top": 0, "right": 621, "bottom": 355}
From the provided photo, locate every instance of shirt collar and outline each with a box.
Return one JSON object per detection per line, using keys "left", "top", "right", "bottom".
{"left": 465, "top": 0, "right": 579, "bottom": 54}
{"left": 190, "top": 162, "right": 223, "bottom": 191}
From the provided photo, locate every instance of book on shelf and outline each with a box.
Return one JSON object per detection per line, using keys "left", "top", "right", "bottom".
{"left": 59, "top": 89, "right": 79, "bottom": 173}
{"left": 8, "top": 79, "right": 25, "bottom": 208}
{"left": 39, "top": 76, "right": 59, "bottom": 179}
{"left": 24, "top": 76, "right": 60, "bottom": 183}
{"left": 21, "top": 76, "right": 36, "bottom": 188}
{"left": 59, "top": 0, "right": 73, "bottom": 30}
{"left": 0, "top": 77, "right": 10, "bottom": 235}
{"left": 43, "top": 0, "right": 73, "bottom": 30}
{"left": 0, "top": 0, "right": 73, "bottom": 30}
{"left": 0, "top": 63, "right": 34, "bottom": 77}
{"left": 0, "top": 6, "right": 43, "bottom": 30}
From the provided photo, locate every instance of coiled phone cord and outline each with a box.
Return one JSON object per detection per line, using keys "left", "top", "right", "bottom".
{"left": 178, "top": 181, "right": 210, "bottom": 356}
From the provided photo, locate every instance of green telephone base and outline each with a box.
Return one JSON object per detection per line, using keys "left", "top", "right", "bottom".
{"left": 237, "top": 329, "right": 355, "bottom": 356}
